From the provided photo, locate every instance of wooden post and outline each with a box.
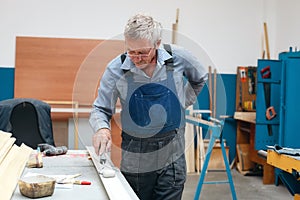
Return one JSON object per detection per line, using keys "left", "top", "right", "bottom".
{"left": 208, "top": 66, "right": 212, "bottom": 114}
{"left": 185, "top": 106, "right": 195, "bottom": 173}
{"left": 263, "top": 22, "right": 270, "bottom": 59}
{"left": 172, "top": 8, "right": 179, "bottom": 44}
{"left": 213, "top": 68, "right": 217, "bottom": 118}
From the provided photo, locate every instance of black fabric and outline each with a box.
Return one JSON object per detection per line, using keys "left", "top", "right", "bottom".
{"left": 121, "top": 53, "right": 127, "bottom": 63}
{"left": 0, "top": 98, "right": 55, "bottom": 148}
{"left": 163, "top": 44, "right": 172, "bottom": 56}
{"left": 10, "top": 102, "right": 45, "bottom": 148}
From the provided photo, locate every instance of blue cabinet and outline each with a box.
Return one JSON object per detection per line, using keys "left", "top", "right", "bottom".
{"left": 279, "top": 58, "right": 300, "bottom": 148}
{"left": 255, "top": 49, "right": 300, "bottom": 150}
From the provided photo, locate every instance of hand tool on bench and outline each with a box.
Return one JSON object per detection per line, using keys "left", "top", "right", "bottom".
{"left": 38, "top": 143, "right": 68, "bottom": 156}
{"left": 56, "top": 173, "right": 91, "bottom": 185}
{"left": 99, "top": 152, "right": 117, "bottom": 178}
{"left": 56, "top": 173, "right": 81, "bottom": 184}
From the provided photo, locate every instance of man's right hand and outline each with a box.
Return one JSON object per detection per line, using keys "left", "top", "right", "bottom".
{"left": 93, "top": 128, "right": 112, "bottom": 156}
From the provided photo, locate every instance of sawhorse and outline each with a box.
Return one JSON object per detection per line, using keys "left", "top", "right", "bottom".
{"left": 185, "top": 116, "right": 237, "bottom": 200}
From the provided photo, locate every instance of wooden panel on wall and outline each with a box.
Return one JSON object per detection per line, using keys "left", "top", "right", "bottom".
{"left": 14, "top": 36, "right": 124, "bottom": 116}
{"left": 14, "top": 36, "right": 125, "bottom": 160}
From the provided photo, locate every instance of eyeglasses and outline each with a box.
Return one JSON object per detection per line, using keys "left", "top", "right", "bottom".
{"left": 127, "top": 48, "right": 154, "bottom": 58}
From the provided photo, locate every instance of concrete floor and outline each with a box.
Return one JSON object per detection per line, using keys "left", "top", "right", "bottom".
{"left": 182, "top": 169, "right": 291, "bottom": 200}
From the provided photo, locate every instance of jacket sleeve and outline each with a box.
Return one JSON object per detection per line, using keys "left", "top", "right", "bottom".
{"left": 172, "top": 45, "right": 208, "bottom": 108}
{"left": 89, "top": 66, "right": 119, "bottom": 133}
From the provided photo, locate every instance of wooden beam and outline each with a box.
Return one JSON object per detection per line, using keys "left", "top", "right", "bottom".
{"left": 208, "top": 66, "right": 212, "bottom": 114}
{"left": 0, "top": 143, "right": 32, "bottom": 200}
{"left": 213, "top": 68, "right": 217, "bottom": 118}
{"left": 185, "top": 117, "right": 195, "bottom": 172}
{"left": 186, "top": 115, "right": 215, "bottom": 127}
{"left": 0, "top": 130, "right": 12, "bottom": 149}
{"left": 172, "top": 8, "right": 179, "bottom": 44}
{"left": 0, "top": 137, "right": 15, "bottom": 164}
{"left": 195, "top": 114, "right": 205, "bottom": 173}
{"left": 263, "top": 22, "right": 270, "bottom": 59}
{"left": 234, "top": 112, "right": 256, "bottom": 124}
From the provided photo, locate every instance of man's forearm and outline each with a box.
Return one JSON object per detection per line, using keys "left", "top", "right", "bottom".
{"left": 89, "top": 106, "right": 112, "bottom": 133}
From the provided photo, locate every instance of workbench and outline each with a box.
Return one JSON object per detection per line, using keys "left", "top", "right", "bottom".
{"left": 267, "top": 149, "right": 300, "bottom": 200}
{"left": 234, "top": 112, "right": 274, "bottom": 184}
{"left": 11, "top": 150, "right": 137, "bottom": 200}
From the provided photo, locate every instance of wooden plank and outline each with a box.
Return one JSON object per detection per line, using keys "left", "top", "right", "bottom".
{"left": 185, "top": 121, "right": 195, "bottom": 173}
{"left": 0, "top": 144, "right": 33, "bottom": 200}
{"left": 236, "top": 144, "right": 254, "bottom": 172}
{"left": 263, "top": 22, "right": 271, "bottom": 59}
{"left": 263, "top": 163, "right": 275, "bottom": 185}
{"left": 213, "top": 68, "right": 217, "bottom": 118}
{"left": 234, "top": 112, "right": 256, "bottom": 124}
{"left": 203, "top": 139, "right": 229, "bottom": 170}
{"left": 0, "top": 137, "right": 15, "bottom": 164}
{"left": 0, "top": 137, "right": 15, "bottom": 163}
{"left": 185, "top": 106, "right": 195, "bottom": 173}
{"left": 0, "top": 131, "right": 13, "bottom": 164}
{"left": 207, "top": 146, "right": 229, "bottom": 170}
{"left": 86, "top": 146, "right": 139, "bottom": 200}
{"left": 208, "top": 66, "right": 212, "bottom": 115}
{"left": 171, "top": 8, "right": 179, "bottom": 44}
{"left": 194, "top": 114, "right": 205, "bottom": 174}
{"left": 0, "top": 130, "right": 12, "bottom": 149}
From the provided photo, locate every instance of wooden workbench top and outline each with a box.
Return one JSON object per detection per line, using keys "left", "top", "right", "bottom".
{"left": 234, "top": 112, "right": 256, "bottom": 124}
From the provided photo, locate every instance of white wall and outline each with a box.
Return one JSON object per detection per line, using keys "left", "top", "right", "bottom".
{"left": 274, "top": 0, "right": 300, "bottom": 56}
{"left": 0, "top": 0, "right": 299, "bottom": 73}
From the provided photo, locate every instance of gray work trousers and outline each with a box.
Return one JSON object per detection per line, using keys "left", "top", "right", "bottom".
{"left": 121, "top": 129, "right": 186, "bottom": 200}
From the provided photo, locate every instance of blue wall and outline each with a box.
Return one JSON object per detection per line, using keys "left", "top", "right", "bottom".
{"left": 0, "top": 67, "right": 14, "bottom": 101}
{"left": 196, "top": 73, "right": 237, "bottom": 163}
{"left": 219, "top": 74, "right": 237, "bottom": 163}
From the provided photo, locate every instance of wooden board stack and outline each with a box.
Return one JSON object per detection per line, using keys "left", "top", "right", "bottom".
{"left": 0, "top": 130, "right": 33, "bottom": 200}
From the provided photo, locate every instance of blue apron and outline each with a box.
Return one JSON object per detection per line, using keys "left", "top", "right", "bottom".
{"left": 120, "top": 66, "right": 185, "bottom": 138}
{"left": 119, "top": 57, "right": 187, "bottom": 200}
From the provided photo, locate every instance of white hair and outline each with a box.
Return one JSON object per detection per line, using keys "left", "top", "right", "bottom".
{"left": 124, "top": 13, "right": 162, "bottom": 46}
